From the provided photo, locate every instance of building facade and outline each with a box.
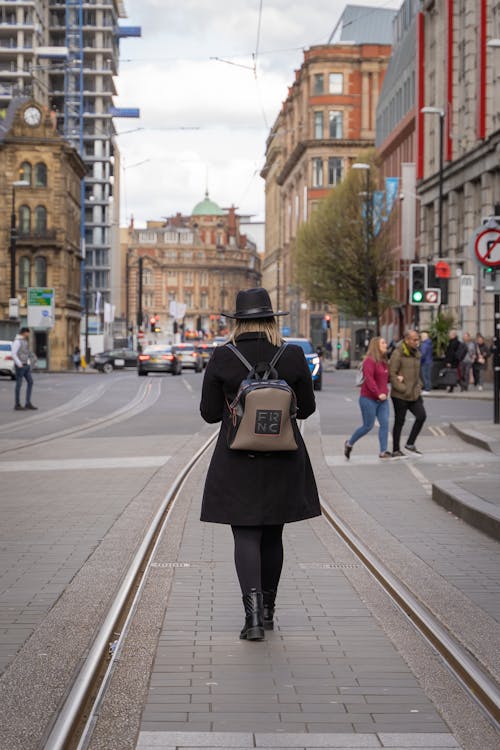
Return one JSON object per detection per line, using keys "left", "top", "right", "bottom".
{"left": 120, "top": 194, "right": 262, "bottom": 343}
{"left": 0, "top": 98, "right": 85, "bottom": 370}
{"left": 261, "top": 5, "right": 394, "bottom": 346}
{"left": 0, "top": 0, "right": 139, "bottom": 315}
{"left": 416, "top": 0, "right": 500, "bottom": 336}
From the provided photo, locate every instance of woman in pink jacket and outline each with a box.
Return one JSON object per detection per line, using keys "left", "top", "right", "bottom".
{"left": 344, "top": 337, "right": 391, "bottom": 459}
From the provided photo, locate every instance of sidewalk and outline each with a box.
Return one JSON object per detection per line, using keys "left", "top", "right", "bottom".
{"left": 432, "top": 420, "right": 500, "bottom": 540}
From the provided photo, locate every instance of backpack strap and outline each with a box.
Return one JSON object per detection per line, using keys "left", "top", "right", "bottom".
{"left": 226, "top": 342, "right": 288, "bottom": 380}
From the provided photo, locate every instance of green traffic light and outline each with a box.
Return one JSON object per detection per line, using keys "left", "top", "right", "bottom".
{"left": 412, "top": 290, "right": 424, "bottom": 303}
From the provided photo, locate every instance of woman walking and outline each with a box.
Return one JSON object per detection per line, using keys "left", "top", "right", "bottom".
{"left": 200, "top": 288, "right": 321, "bottom": 641}
{"left": 344, "top": 337, "right": 391, "bottom": 460}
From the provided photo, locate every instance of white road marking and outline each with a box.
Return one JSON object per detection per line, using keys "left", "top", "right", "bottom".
{"left": 0, "top": 456, "right": 170, "bottom": 472}
{"left": 182, "top": 378, "right": 193, "bottom": 392}
{"left": 405, "top": 461, "right": 432, "bottom": 495}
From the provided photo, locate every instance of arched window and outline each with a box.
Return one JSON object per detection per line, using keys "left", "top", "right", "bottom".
{"left": 34, "top": 256, "right": 47, "bottom": 286}
{"left": 34, "top": 162, "right": 47, "bottom": 187}
{"left": 34, "top": 205, "right": 47, "bottom": 234}
{"left": 19, "top": 256, "right": 30, "bottom": 288}
{"left": 19, "top": 161, "right": 32, "bottom": 185}
{"left": 19, "top": 205, "right": 31, "bottom": 234}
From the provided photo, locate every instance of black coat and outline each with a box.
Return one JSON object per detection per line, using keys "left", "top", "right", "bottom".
{"left": 199, "top": 332, "right": 321, "bottom": 526}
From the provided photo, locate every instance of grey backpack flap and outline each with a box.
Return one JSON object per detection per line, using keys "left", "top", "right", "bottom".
{"left": 225, "top": 343, "right": 298, "bottom": 451}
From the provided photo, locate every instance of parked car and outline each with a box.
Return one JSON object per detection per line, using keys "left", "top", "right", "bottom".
{"left": 137, "top": 345, "right": 182, "bottom": 376}
{"left": 172, "top": 343, "right": 203, "bottom": 372}
{"left": 196, "top": 342, "right": 218, "bottom": 368}
{"left": 0, "top": 340, "right": 15, "bottom": 379}
{"left": 93, "top": 348, "right": 138, "bottom": 373}
{"left": 284, "top": 337, "right": 323, "bottom": 391}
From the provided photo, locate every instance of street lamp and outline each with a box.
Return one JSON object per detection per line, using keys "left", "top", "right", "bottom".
{"left": 353, "top": 162, "right": 371, "bottom": 350}
{"left": 420, "top": 107, "right": 445, "bottom": 259}
{"left": 9, "top": 179, "right": 30, "bottom": 317}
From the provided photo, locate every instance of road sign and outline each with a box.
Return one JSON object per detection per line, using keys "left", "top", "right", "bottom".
{"left": 424, "top": 288, "right": 441, "bottom": 305}
{"left": 474, "top": 226, "right": 500, "bottom": 267}
{"left": 459, "top": 275, "right": 474, "bottom": 306}
{"left": 27, "top": 287, "right": 55, "bottom": 329}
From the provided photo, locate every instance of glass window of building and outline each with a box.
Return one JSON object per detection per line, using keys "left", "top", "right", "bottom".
{"left": 19, "top": 205, "right": 31, "bottom": 234}
{"left": 35, "top": 206, "right": 47, "bottom": 233}
{"left": 314, "top": 111, "right": 323, "bottom": 139}
{"left": 168, "top": 291, "right": 176, "bottom": 302}
{"left": 34, "top": 162, "right": 47, "bottom": 187}
{"left": 19, "top": 256, "right": 30, "bottom": 288}
{"left": 200, "top": 291, "right": 208, "bottom": 309}
{"left": 328, "top": 157, "right": 344, "bottom": 186}
{"left": 329, "top": 73, "right": 343, "bottom": 94}
{"left": 313, "top": 73, "right": 324, "bottom": 94}
{"left": 167, "top": 269, "right": 177, "bottom": 281}
{"left": 312, "top": 158, "right": 323, "bottom": 188}
{"left": 200, "top": 271, "right": 208, "bottom": 285}
{"left": 19, "top": 161, "right": 32, "bottom": 185}
{"left": 34, "top": 257, "right": 47, "bottom": 286}
{"left": 184, "top": 291, "right": 193, "bottom": 307}
{"left": 184, "top": 271, "right": 193, "bottom": 284}
{"left": 329, "top": 111, "right": 343, "bottom": 138}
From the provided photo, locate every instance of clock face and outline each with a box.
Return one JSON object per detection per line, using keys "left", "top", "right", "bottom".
{"left": 24, "top": 106, "right": 41, "bottom": 126}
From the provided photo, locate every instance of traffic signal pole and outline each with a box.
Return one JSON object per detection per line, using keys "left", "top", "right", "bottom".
{"left": 494, "top": 293, "right": 500, "bottom": 424}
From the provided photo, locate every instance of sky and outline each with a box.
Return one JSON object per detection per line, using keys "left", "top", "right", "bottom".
{"left": 115, "top": 0, "right": 402, "bottom": 231}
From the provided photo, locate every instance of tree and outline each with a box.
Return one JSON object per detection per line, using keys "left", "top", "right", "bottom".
{"left": 294, "top": 153, "right": 397, "bottom": 330}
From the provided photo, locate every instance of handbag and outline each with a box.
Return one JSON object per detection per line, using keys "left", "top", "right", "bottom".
{"left": 437, "top": 367, "right": 458, "bottom": 387}
{"left": 355, "top": 361, "right": 365, "bottom": 387}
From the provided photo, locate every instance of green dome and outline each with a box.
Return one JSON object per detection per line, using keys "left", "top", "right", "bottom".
{"left": 192, "top": 191, "right": 226, "bottom": 217}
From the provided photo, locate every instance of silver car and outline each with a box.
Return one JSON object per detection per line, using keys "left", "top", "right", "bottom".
{"left": 172, "top": 343, "right": 203, "bottom": 372}
{"left": 0, "top": 340, "right": 15, "bottom": 379}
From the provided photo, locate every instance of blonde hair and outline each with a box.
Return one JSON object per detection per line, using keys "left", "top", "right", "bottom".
{"left": 365, "top": 336, "right": 387, "bottom": 363}
{"left": 229, "top": 318, "right": 283, "bottom": 347}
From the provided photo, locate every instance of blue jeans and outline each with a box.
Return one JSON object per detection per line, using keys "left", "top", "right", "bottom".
{"left": 349, "top": 396, "right": 389, "bottom": 453}
{"left": 15, "top": 365, "right": 33, "bottom": 406}
{"left": 421, "top": 361, "right": 432, "bottom": 391}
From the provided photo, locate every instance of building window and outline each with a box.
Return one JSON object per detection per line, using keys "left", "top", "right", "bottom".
{"left": 184, "top": 291, "right": 193, "bottom": 307}
{"left": 143, "top": 268, "right": 153, "bottom": 285}
{"left": 200, "top": 271, "right": 208, "bottom": 285}
{"left": 34, "top": 256, "right": 47, "bottom": 286}
{"left": 312, "top": 158, "right": 323, "bottom": 188}
{"left": 200, "top": 291, "right": 208, "bottom": 309}
{"left": 167, "top": 269, "right": 177, "bottom": 281}
{"left": 328, "top": 157, "right": 344, "bottom": 186}
{"left": 144, "top": 292, "right": 154, "bottom": 308}
{"left": 34, "top": 162, "right": 47, "bottom": 187}
{"left": 19, "top": 256, "right": 30, "bottom": 288}
{"left": 314, "top": 111, "right": 323, "bottom": 139}
{"left": 329, "top": 73, "right": 343, "bottom": 94}
{"left": 19, "top": 161, "right": 32, "bottom": 185}
{"left": 19, "top": 205, "right": 31, "bottom": 234}
{"left": 34, "top": 206, "right": 47, "bottom": 233}
{"left": 313, "top": 73, "right": 324, "bottom": 94}
{"left": 168, "top": 291, "right": 176, "bottom": 303}
{"left": 184, "top": 271, "right": 193, "bottom": 285}
{"left": 329, "top": 111, "right": 343, "bottom": 138}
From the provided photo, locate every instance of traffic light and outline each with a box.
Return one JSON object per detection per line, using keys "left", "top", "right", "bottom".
{"left": 324, "top": 314, "right": 331, "bottom": 329}
{"left": 150, "top": 316, "right": 156, "bottom": 332}
{"left": 409, "top": 263, "right": 427, "bottom": 305}
{"left": 428, "top": 265, "right": 449, "bottom": 304}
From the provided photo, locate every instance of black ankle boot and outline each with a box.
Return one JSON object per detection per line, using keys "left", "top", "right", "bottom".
{"left": 240, "top": 589, "right": 265, "bottom": 640}
{"left": 262, "top": 589, "right": 276, "bottom": 630}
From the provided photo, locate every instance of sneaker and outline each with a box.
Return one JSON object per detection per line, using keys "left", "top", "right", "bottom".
{"left": 478, "top": 385, "right": 483, "bottom": 391}
{"left": 344, "top": 441, "right": 352, "bottom": 460}
{"left": 404, "top": 444, "right": 422, "bottom": 455}
{"left": 25, "top": 403, "right": 38, "bottom": 410}
{"left": 14, "top": 404, "right": 24, "bottom": 411}
{"left": 391, "top": 450, "right": 407, "bottom": 458}
{"left": 379, "top": 451, "right": 392, "bottom": 459}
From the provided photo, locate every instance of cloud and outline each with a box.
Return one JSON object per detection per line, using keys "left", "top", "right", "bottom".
{"left": 115, "top": 0, "right": 401, "bottom": 229}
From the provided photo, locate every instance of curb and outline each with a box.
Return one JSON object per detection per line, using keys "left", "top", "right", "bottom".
{"left": 449, "top": 422, "right": 500, "bottom": 453}
{"left": 432, "top": 480, "right": 500, "bottom": 542}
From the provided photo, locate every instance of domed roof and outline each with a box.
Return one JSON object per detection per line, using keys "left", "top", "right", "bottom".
{"left": 191, "top": 191, "right": 226, "bottom": 217}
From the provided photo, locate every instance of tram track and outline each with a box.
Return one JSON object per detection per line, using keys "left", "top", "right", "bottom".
{"left": 0, "top": 378, "right": 162, "bottom": 456}
{"left": 39, "top": 423, "right": 499, "bottom": 749}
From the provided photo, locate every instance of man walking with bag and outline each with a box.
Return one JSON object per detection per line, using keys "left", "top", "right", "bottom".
{"left": 12, "top": 326, "right": 37, "bottom": 411}
{"left": 389, "top": 330, "right": 426, "bottom": 456}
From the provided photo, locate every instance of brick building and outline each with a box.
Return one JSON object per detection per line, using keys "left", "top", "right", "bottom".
{"left": 120, "top": 194, "right": 261, "bottom": 342}
{"left": 261, "top": 4, "right": 394, "bottom": 346}
{"left": 0, "top": 98, "right": 85, "bottom": 370}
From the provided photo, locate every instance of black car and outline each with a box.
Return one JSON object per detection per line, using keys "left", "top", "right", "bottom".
{"left": 93, "top": 348, "right": 138, "bottom": 373}
{"left": 137, "top": 345, "right": 182, "bottom": 376}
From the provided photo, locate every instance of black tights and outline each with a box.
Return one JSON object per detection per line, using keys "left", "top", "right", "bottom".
{"left": 231, "top": 524, "right": 284, "bottom": 594}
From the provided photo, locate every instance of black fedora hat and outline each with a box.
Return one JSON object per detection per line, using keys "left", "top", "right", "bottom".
{"left": 222, "top": 287, "right": 289, "bottom": 319}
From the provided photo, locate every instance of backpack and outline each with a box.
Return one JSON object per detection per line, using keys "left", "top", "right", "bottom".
{"left": 225, "top": 343, "right": 298, "bottom": 452}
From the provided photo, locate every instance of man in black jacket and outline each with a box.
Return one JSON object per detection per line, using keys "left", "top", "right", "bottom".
{"left": 444, "top": 329, "right": 467, "bottom": 393}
